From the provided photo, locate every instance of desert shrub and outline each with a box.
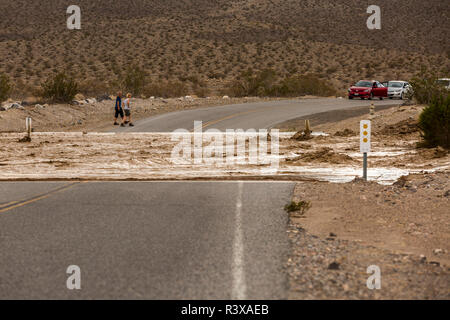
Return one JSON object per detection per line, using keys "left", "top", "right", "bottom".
{"left": 123, "top": 65, "right": 146, "bottom": 95}
{"left": 409, "top": 69, "right": 447, "bottom": 104}
{"left": 145, "top": 81, "right": 186, "bottom": 98}
{"left": 193, "top": 85, "right": 210, "bottom": 98}
{"left": 418, "top": 94, "right": 450, "bottom": 149}
{"left": 284, "top": 200, "right": 312, "bottom": 214}
{"left": 229, "top": 69, "right": 278, "bottom": 97}
{"left": 228, "top": 69, "right": 336, "bottom": 97}
{"left": 0, "top": 73, "right": 12, "bottom": 103}
{"left": 270, "top": 74, "right": 336, "bottom": 97}
{"left": 41, "top": 72, "right": 78, "bottom": 103}
{"left": 78, "top": 78, "right": 110, "bottom": 97}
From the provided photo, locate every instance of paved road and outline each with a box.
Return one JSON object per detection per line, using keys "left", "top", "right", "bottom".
{"left": 0, "top": 181, "right": 294, "bottom": 299}
{"left": 117, "top": 98, "right": 398, "bottom": 132}
{"left": 1, "top": 99, "right": 398, "bottom": 299}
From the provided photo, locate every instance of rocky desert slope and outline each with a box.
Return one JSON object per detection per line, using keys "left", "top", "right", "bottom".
{"left": 0, "top": 0, "right": 448, "bottom": 97}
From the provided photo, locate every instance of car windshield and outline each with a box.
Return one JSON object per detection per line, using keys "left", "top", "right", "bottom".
{"left": 355, "top": 81, "right": 372, "bottom": 87}
{"left": 389, "top": 82, "right": 403, "bottom": 88}
{"left": 437, "top": 80, "right": 450, "bottom": 86}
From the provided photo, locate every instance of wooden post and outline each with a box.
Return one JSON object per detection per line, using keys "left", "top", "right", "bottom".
{"left": 26, "top": 117, "right": 32, "bottom": 140}
{"left": 305, "top": 120, "right": 311, "bottom": 135}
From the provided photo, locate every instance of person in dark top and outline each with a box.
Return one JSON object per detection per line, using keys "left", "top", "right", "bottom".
{"left": 114, "top": 91, "right": 125, "bottom": 126}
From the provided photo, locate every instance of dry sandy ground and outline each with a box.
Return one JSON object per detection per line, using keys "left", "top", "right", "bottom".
{"left": 0, "top": 96, "right": 280, "bottom": 133}
{"left": 283, "top": 105, "right": 450, "bottom": 299}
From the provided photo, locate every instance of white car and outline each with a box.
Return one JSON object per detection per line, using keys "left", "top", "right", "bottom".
{"left": 436, "top": 78, "right": 450, "bottom": 90}
{"left": 386, "top": 81, "right": 411, "bottom": 99}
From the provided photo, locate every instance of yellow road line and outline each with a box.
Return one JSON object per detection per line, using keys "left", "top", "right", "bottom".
{"left": 0, "top": 201, "right": 19, "bottom": 209}
{"left": 0, "top": 182, "right": 81, "bottom": 214}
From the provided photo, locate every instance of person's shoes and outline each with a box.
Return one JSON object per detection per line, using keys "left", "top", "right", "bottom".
{"left": 129, "top": 123, "right": 134, "bottom": 127}
{"left": 114, "top": 122, "right": 119, "bottom": 126}
{"left": 124, "top": 121, "right": 129, "bottom": 124}
{"left": 120, "top": 123, "right": 125, "bottom": 127}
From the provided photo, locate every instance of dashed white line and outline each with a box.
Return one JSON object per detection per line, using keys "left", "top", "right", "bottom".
{"left": 231, "top": 181, "right": 246, "bottom": 300}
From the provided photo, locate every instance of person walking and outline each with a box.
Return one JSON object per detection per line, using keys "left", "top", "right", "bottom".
{"left": 123, "top": 93, "right": 134, "bottom": 127}
{"left": 113, "top": 91, "right": 125, "bottom": 126}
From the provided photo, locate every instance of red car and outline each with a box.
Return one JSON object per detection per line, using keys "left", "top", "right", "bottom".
{"left": 348, "top": 80, "right": 388, "bottom": 100}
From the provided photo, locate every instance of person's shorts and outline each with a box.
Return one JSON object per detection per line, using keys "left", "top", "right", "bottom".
{"left": 115, "top": 108, "right": 124, "bottom": 118}
{"left": 124, "top": 109, "right": 131, "bottom": 117}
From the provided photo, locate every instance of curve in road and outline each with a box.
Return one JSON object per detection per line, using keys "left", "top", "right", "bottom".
{"left": 116, "top": 98, "right": 399, "bottom": 132}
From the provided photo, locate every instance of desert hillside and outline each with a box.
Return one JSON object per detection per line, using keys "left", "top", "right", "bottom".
{"left": 0, "top": 0, "right": 449, "bottom": 96}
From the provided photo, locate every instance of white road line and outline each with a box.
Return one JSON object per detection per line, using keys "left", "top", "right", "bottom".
{"left": 231, "top": 181, "right": 246, "bottom": 300}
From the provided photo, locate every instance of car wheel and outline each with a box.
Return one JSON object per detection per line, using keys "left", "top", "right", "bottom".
{"left": 389, "top": 97, "right": 393, "bottom": 99}
{"left": 368, "top": 93, "right": 373, "bottom": 100}
{"left": 379, "top": 96, "right": 383, "bottom": 100}
{"left": 349, "top": 96, "right": 353, "bottom": 99}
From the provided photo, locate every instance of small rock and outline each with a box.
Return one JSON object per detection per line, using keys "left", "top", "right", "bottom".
{"left": 9, "top": 103, "right": 24, "bottom": 109}
{"left": 223, "top": 95, "right": 230, "bottom": 99}
{"left": 419, "top": 255, "right": 427, "bottom": 263}
{"left": 18, "top": 136, "right": 31, "bottom": 143}
{"left": 433, "top": 249, "right": 445, "bottom": 255}
{"left": 328, "top": 262, "right": 340, "bottom": 270}
{"left": 96, "top": 94, "right": 111, "bottom": 102}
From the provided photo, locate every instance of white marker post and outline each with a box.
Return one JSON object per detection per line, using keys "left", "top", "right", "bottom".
{"left": 26, "top": 117, "right": 32, "bottom": 140}
{"left": 360, "top": 120, "right": 371, "bottom": 181}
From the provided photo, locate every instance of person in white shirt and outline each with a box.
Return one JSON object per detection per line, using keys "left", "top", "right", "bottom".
{"left": 123, "top": 93, "right": 134, "bottom": 127}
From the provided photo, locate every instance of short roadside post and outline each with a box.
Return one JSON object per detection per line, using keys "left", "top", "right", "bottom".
{"left": 26, "top": 117, "right": 32, "bottom": 140}
{"left": 360, "top": 120, "right": 371, "bottom": 181}
{"left": 370, "top": 103, "right": 375, "bottom": 119}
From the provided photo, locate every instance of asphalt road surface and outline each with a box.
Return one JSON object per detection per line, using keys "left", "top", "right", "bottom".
{"left": 1, "top": 98, "right": 397, "bottom": 299}
{"left": 117, "top": 98, "right": 398, "bottom": 132}
{"left": 0, "top": 181, "right": 294, "bottom": 299}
